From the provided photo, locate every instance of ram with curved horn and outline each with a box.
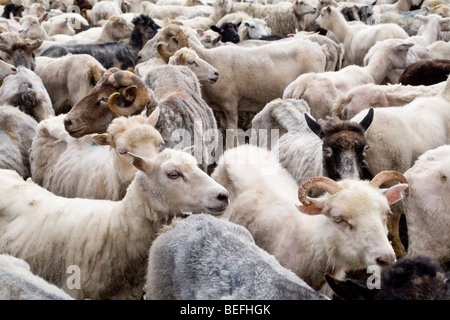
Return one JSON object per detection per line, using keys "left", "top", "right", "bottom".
{"left": 64, "top": 68, "right": 157, "bottom": 138}
{"left": 212, "top": 144, "right": 409, "bottom": 296}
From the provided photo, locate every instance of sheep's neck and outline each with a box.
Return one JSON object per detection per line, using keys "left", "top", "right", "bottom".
{"left": 364, "top": 54, "right": 398, "bottom": 84}
{"left": 416, "top": 21, "right": 442, "bottom": 45}
{"left": 326, "top": 13, "right": 352, "bottom": 44}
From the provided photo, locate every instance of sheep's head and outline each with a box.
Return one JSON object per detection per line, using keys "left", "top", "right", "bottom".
{"left": 64, "top": 68, "right": 157, "bottom": 138}
{"left": 107, "top": 16, "right": 134, "bottom": 42}
{"left": 296, "top": 171, "right": 408, "bottom": 269}
{"left": 91, "top": 109, "right": 164, "bottom": 183}
{"left": 210, "top": 22, "right": 240, "bottom": 44}
{"left": 155, "top": 23, "right": 190, "bottom": 62}
{"left": 128, "top": 148, "right": 229, "bottom": 216}
{"left": 293, "top": 0, "right": 317, "bottom": 17}
{"left": 168, "top": 48, "right": 219, "bottom": 84}
{"left": 305, "top": 108, "right": 374, "bottom": 181}
{"left": 0, "top": 37, "right": 42, "bottom": 71}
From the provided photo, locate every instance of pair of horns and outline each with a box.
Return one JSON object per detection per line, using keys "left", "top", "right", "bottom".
{"left": 106, "top": 70, "right": 149, "bottom": 116}
{"left": 298, "top": 170, "right": 408, "bottom": 206}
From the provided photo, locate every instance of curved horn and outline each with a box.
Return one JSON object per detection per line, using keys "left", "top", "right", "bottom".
{"left": 107, "top": 71, "right": 148, "bottom": 116}
{"left": 298, "top": 176, "right": 342, "bottom": 206}
{"left": 369, "top": 170, "right": 409, "bottom": 195}
{"left": 156, "top": 41, "right": 172, "bottom": 61}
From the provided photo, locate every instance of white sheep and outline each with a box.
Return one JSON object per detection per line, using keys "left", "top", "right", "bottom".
{"left": 145, "top": 214, "right": 329, "bottom": 300}
{"left": 211, "top": 144, "right": 408, "bottom": 296}
{"left": 350, "top": 74, "right": 450, "bottom": 178}
{"left": 334, "top": 81, "right": 446, "bottom": 120}
{"left": 0, "top": 66, "right": 54, "bottom": 122}
{"left": 0, "top": 148, "right": 229, "bottom": 300}
{"left": 0, "top": 105, "right": 37, "bottom": 179}
{"left": 30, "top": 110, "right": 163, "bottom": 201}
{"left": 283, "top": 39, "right": 414, "bottom": 120}
{"left": 403, "top": 145, "right": 450, "bottom": 270}
{"left": 91, "top": 0, "right": 123, "bottom": 25}
{"left": 229, "top": 0, "right": 317, "bottom": 36}
{"left": 316, "top": 6, "right": 409, "bottom": 66}
{"left": 34, "top": 54, "right": 106, "bottom": 115}
{"left": 145, "top": 23, "right": 327, "bottom": 130}
{"left": 0, "top": 254, "right": 73, "bottom": 300}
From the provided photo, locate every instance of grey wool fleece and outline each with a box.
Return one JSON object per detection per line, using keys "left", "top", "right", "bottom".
{"left": 144, "top": 214, "right": 328, "bottom": 300}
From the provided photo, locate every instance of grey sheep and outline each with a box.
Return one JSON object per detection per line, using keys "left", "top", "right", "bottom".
{"left": 144, "top": 214, "right": 328, "bottom": 300}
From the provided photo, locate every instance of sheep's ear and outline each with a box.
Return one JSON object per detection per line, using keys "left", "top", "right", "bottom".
{"left": 212, "top": 35, "right": 222, "bottom": 46}
{"left": 441, "top": 17, "right": 450, "bottom": 25}
{"left": 395, "top": 43, "right": 413, "bottom": 52}
{"left": 196, "top": 29, "right": 205, "bottom": 36}
{"left": 295, "top": 198, "right": 326, "bottom": 215}
{"left": 183, "top": 146, "right": 195, "bottom": 155}
{"left": 324, "top": 274, "right": 374, "bottom": 300}
{"left": 39, "top": 12, "right": 49, "bottom": 23}
{"left": 382, "top": 183, "right": 408, "bottom": 205}
{"left": 210, "top": 25, "right": 220, "bottom": 33}
{"left": 147, "top": 106, "right": 160, "bottom": 126}
{"left": 91, "top": 133, "right": 113, "bottom": 146}
{"left": 128, "top": 152, "right": 155, "bottom": 174}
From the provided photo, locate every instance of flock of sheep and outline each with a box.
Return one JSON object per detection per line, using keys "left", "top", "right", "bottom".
{"left": 0, "top": 0, "right": 449, "bottom": 301}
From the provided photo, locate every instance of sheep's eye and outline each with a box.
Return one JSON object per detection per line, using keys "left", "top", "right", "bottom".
{"left": 250, "top": 25, "right": 255, "bottom": 28}
{"left": 323, "top": 148, "right": 332, "bottom": 157}
{"left": 167, "top": 171, "right": 180, "bottom": 179}
{"left": 187, "top": 59, "right": 196, "bottom": 65}
{"left": 333, "top": 216, "right": 342, "bottom": 223}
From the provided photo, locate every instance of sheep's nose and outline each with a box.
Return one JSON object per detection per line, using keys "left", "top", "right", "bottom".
{"left": 64, "top": 118, "right": 72, "bottom": 129}
{"left": 217, "top": 193, "right": 229, "bottom": 204}
{"left": 376, "top": 254, "right": 395, "bottom": 267}
{"left": 214, "top": 71, "right": 219, "bottom": 76}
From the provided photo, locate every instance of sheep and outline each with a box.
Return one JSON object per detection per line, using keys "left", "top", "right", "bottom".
{"left": 144, "top": 214, "right": 329, "bottom": 300}
{"left": 0, "top": 105, "right": 37, "bottom": 179}
{"left": 403, "top": 145, "right": 450, "bottom": 270}
{"left": 0, "top": 148, "right": 229, "bottom": 300}
{"left": 20, "top": 14, "right": 134, "bottom": 47}
{"left": 398, "top": 59, "right": 450, "bottom": 86}
{"left": 229, "top": 0, "right": 317, "bottom": 36}
{"left": 283, "top": 39, "right": 414, "bottom": 120}
{"left": 1, "top": 3, "right": 24, "bottom": 19}
{"left": 210, "top": 22, "right": 240, "bottom": 43}
{"left": 64, "top": 67, "right": 218, "bottom": 172}
{"left": 316, "top": 6, "right": 409, "bottom": 67}
{"left": 251, "top": 99, "right": 374, "bottom": 187}
{"left": 42, "top": 12, "right": 90, "bottom": 36}
{"left": 91, "top": 0, "right": 123, "bottom": 26}
{"left": 144, "top": 23, "right": 327, "bottom": 130}
{"left": 237, "top": 17, "right": 270, "bottom": 40}
{"left": 349, "top": 75, "right": 450, "bottom": 257}
{"left": 0, "top": 32, "right": 42, "bottom": 70}
{"left": 34, "top": 54, "right": 106, "bottom": 115}
{"left": 325, "top": 256, "right": 450, "bottom": 300}
{"left": 30, "top": 110, "right": 163, "bottom": 201}
{"left": 141, "top": 2, "right": 214, "bottom": 20}
{"left": 211, "top": 144, "right": 408, "bottom": 296}
{"left": 167, "top": 47, "right": 219, "bottom": 84}
{"left": 372, "top": 0, "right": 415, "bottom": 14}
{"left": 0, "top": 254, "right": 73, "bottom": 300}
{"left": 40, "top": 14, "right": 160, "bottom": 70}
{"left": 334, "top": 81, "right": 446, "bottom": 120}
{"left": 0, "top": 66, "right": 54, "bottom": 122}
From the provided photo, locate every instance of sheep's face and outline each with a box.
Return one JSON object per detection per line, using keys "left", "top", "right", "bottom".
{"left": 293, "top": 0, "right": 317, "bottom": 17}
{"left": 169, "top": 49, "right": 219, "bottom": 84}
{"left": 299, "top": 180, "right": 405, "bottom": 269}
{"left": 131, "top": 148, "right": 229, "bottom": 216}
{"left": 315, "top": 6, "right": 334, "bottom": 31}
